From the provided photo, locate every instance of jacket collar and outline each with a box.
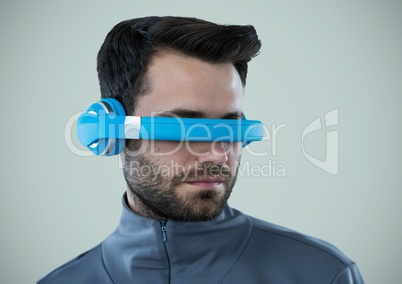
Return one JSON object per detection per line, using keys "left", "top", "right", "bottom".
{"left": 102, "top": 194, "right": 252, "bottom": 283}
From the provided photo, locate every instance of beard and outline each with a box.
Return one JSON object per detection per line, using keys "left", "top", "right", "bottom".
{"left": 122, "top": 143, "right": 239, "bottom": 222}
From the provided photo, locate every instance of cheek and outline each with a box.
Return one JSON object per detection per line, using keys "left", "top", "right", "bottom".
{"left": 229, "top": 142, "right": 242, "bottom": 156}
{"left": 152, "top": 141, "right": 182, "bottom": 154}
{"left": 150, "top": 141, "right": 193, "bottom": 164}
{"left": 227, "top": 143, "right": 242, "bottom": 163}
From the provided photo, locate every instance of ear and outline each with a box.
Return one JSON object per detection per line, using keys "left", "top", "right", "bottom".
{"left": 77, "top": 98, "right": 126, "bottom": 156}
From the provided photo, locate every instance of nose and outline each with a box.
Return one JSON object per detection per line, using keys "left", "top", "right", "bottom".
{"left": 196, "top": 142, "right": 229, "bottom": 164}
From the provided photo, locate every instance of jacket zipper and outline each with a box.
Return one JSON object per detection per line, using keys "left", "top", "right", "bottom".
{"left": 161, "top": 221, "right": 171, "bottom": 284}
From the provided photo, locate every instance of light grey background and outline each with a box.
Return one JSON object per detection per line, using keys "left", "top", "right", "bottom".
{"left": 1, "top": 0, "right": 401, "bottom": 283}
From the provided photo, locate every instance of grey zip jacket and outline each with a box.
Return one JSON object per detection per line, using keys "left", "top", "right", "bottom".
{"left": 38, "top": 196, "right": 364, "bottom": 283}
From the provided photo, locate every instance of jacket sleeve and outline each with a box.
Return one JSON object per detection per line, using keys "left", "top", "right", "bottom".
{"left": 331, "top": 263, "right": 365, "bottom": 284}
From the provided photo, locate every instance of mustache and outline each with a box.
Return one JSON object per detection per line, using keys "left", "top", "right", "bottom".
{"left": 171, "top": 163, "right": 232, "bottom": 184}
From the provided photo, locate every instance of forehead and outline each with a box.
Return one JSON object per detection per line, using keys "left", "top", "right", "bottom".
{"left": 133, "top": 52, "right": 244, "bottom": 117}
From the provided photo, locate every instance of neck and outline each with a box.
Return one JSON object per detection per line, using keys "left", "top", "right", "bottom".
{"left": 126, "top": 189, "right": 167, "bottom": 221}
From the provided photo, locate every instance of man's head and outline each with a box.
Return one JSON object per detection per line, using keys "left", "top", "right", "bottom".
{"left": 97, "top": 16, "right": 261, "bottom": 222}
{"left": 97, "top": 16, "right": 261, "bottom": 115}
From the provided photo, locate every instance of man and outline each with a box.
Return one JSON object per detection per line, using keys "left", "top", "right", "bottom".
{"left": 39, "top": 16, "right": 364, "bottom": 283}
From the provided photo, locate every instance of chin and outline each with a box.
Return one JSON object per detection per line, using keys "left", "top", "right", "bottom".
{"left": 180, "top": 193, "right": 227, "bottom": 222}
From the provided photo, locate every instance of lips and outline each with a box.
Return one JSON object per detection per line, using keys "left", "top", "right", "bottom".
{"left": 185, "top": 177, "right": 224, "bottom": 189}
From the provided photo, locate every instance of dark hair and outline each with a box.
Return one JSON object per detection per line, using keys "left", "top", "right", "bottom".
{"left": 97, "top": 16, "right": 261, "bottom": 115}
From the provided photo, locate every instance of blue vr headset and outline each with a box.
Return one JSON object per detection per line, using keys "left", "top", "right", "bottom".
{"left": 76, "top": 98, "right": 265, "bottom": 156}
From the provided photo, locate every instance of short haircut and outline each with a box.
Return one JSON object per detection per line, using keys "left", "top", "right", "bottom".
{"left": 97, "top": 16, "right": 261, "bottom": 115}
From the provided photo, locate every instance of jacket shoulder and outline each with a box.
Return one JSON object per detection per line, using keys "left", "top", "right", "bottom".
{"left": 249, "top": 216, "right": 354, "bottom": 265}
{"left": 37, "top": 244, "right": 112, "bottom": 284}
{"left": 237, "top": 216, "right": 365, "bottom": 283}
